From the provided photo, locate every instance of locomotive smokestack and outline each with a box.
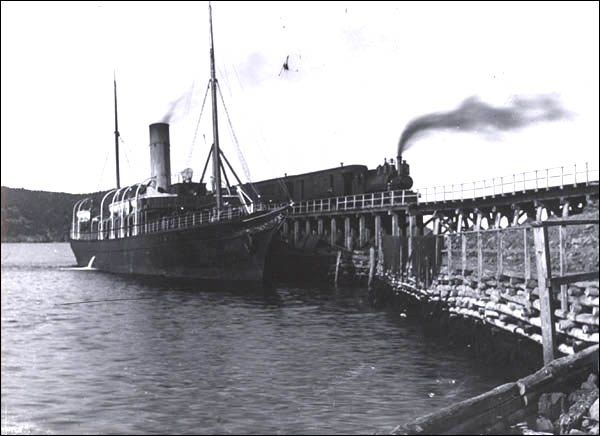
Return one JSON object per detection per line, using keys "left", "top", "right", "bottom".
{"left": 397, "top": 154, "right": 402, "bottom": 171}
{"left": 149, "top": 123, "right": 172, "bottom": 192}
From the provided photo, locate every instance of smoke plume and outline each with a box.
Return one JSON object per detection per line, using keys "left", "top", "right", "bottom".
{"left": 397, "top": 95, "right": 570, "bottom": 156}
{"left": 160, "top": 84, "right": 195, "bottom": 123}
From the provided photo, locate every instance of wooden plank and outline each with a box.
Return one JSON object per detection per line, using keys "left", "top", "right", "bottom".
{"left": 551, "top": 272, "right": 600, "bottom": 286}
{"left": 396, "top": 382, "right": 520, "bottom": 435}
{"left": 538, "top": 218, "right": 599, "bottom": 227}
{"left": 533, "top": 225, "right": 557, "bottom": 364}
{"left": 559, "top": 222, "right": 567, "bottom": 312}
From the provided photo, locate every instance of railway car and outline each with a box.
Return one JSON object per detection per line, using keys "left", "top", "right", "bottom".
{"left": 245, "top": 155, "right": 413, "bottom": 204}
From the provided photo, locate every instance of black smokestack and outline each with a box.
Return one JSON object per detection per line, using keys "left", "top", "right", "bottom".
{"left": 397, "top": 95, "right": 570, "bottom": 157}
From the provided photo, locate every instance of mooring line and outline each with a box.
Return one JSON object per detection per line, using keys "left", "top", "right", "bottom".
{"left": 57, "top": 297, "right": 156, "bottom": 306}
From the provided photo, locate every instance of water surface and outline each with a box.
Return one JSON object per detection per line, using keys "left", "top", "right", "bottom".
{"left": 1, "top": 243, "right": 508, "bottom": 434}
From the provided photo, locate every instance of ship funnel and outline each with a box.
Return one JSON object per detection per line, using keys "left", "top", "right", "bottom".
{"left": 149, "top": 123, "right": 172, "bottom": 192}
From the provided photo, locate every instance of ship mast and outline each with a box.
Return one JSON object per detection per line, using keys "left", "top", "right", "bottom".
{"left": 209, "top": 2, "right": 222, "bottom": 210}
{"left": 114, "top": 73, "right": 121, "bottom": 189}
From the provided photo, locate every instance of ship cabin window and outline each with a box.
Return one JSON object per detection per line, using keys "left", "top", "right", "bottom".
{"left": 329, "top": 175, "right": 334, "bottom": 194}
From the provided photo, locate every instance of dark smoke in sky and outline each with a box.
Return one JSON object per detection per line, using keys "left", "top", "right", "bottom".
{"left": 397, "top": 95, "right": 570, "bottom": 156}
{"left": 160, "top": 84, "right": 197, "bottom": 123}
{"left": 160, "top": 93, "right": 188, "bottom": 123}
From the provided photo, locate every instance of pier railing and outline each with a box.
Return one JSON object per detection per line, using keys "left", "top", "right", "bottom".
{"left": 415, "top": 162, "right": 599, "bottom": 204}
{"left": 289, "top": 190, "right": 418, "bottom": 215}
{"left": 285, "top": 162, "right": 598, "bottom": 216}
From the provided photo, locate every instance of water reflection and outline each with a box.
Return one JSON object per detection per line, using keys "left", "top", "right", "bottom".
{"left": 2, "top": 243, "right": 509, "bottom": 435}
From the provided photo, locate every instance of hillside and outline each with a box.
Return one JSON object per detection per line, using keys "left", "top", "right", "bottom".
{"left": 1, "top": 187, "right": 108, "bottom": 242}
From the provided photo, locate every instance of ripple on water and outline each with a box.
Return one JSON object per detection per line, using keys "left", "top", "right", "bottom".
{"left": 1, "top": 243, "right": 511, "bottom": 434}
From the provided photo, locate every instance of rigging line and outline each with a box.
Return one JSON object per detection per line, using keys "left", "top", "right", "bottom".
{"left": 218, "top": 65, "right": 233, "bottom": 98}
{"left": 96, "top": 151, "right": 110, "bottom": 192}
{"left": 118, "top": 135, "right": 132, "bottom": 178}
{"left": 186, "top": 80, "right": 211, "bottom": 168}
{"left": 216, "top": 81, "right": 260, "bottom": 197}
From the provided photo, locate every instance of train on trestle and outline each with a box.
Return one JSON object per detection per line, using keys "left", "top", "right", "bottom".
{"left": 244, "top": 155, "right": 413, "bottom": 204}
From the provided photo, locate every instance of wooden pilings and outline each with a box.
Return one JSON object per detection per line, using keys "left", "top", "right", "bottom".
{"left": 359, "top": 215, "right": 366, "bottom": 247}
{"left": 344, "top": 216, "right": 351, "bottom": 250}
{"left": 293, "top": 220, "right": 300, "bottom": 247}
{"left": 368, "top": 246, "right": 376, "bottom": 288}
{"left": 533, "top": 224, "right": 557, "bottom": 364}
{"left": 375, "top": 215, "right": 382, "bottom": 248}
{"left": 330, "top": 218, "right": 337, "bottom": 247}
{"left": 334, "top": 250, "right": 342, "bottom": 286}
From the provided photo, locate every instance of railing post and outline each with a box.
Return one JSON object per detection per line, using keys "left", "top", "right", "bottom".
{"left": 535, "top": 170, "right": 538, "bottom": 192}
{"left": 561, "top": 166, "right": 564, "bottom": 189}
{"left": 533, "top": 224, "right": 557, "bottom": 364}
{"left": 546, "top": 168, "right": 549, "bottom": 191}
{"left": 523, "top": 172, "right": 526, "bottom": 193}
{"left": 401, "top": 190, "right": 405, "bottom": 204}
{"left": 573, "top": 164, "right": 577, "bottom": 187}
{"left": 461, "top": 183, "right": 464, "bottom": 201}
{"left": 513, "top": 174, "right": 516, "bottom": 194}
{"left": 473, "top": 181, "right": 476, "bottom": 199}
{"left": 586, "top": 162, "right": 589, "bottom": 186}
{"left": 500, "top": 176, "right": 504, "bottom": 195}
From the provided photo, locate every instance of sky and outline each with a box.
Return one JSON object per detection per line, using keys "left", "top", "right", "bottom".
{"left": 1, "top": 1, "right": 598, "bottom": 194}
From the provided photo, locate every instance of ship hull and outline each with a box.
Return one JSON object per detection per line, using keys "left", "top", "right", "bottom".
{"left": 70, "top": 209, "right": 285, "bottom": 282}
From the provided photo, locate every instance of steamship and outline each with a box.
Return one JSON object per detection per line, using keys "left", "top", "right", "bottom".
{"left": 69, "top": 4, "right": 288, "bottom": 282}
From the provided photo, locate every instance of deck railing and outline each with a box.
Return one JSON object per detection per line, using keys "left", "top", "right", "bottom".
{"left": 71, "top": 203, "right": 272, "bottom": 241}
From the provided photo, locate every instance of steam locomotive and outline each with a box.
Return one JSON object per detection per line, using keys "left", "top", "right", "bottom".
{"left": 244, "top": 155, "right": 413, "bottom": 203}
